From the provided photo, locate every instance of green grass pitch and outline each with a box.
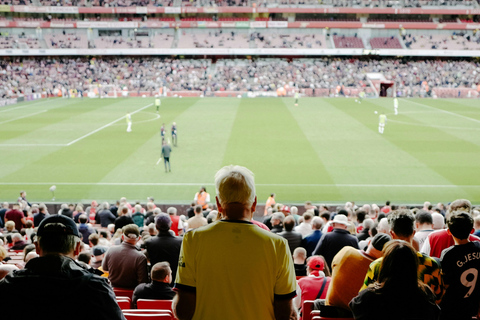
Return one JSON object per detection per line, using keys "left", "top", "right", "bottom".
{"left": 1, "top": 96, "right": 479, "bottom": 206}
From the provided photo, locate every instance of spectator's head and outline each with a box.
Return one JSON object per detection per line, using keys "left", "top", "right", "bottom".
{"left": 0, "top": 246, "right": 8, "bottom": 262}
{"left": 215, "top": 165, "right": 256, "bottom": 220}
{"left": 447, "top": 211, "right": 474, "bottom": 241}
{"left": 290, "top": 206, "right": 298, "bottom": 216}
{"left": 415, "top": 210, "right": 433, "bottom": 230}
{"left": 431, "top": 213, "right": 445, "bottom": 230}
{"left": 147, "top": 223, "right": 157, "bottom": 236}
{"left": 331, "top": 214, "right": 349, "bottom": 230}
{"left": 448, "top": 199, "right": 472, "bottom": 215}
{"left": 363, "top": 218, "right": 375, "bottom": 231}
{"left": 155, "top": 213, "right": 172, "bottom": 232}
{"left": 311, "top": 217, "right": 323, "bottom": 230}
{"left": 194, "top": 205, "right": 203, "bottom": 215}
{"left": 121, "top": 224, "right": 140, "bottom": 244}
{"left": 11, "top": 233, "right": 22, "bottom": 243}
{"left": 475, "top": 215, "right": 480, "bottom": 231}
{"left": 388, "top": 209, "right": 415, "bottom": 241}
{"left": 25, "top": 220, "right": 33, "bottom": 229}
{"left": 35, "top": 215, "right": 81, "bottom": 258}
{"left": 206, "top": 211, "right": 218, "bottom": 224}
{"left": 423, "top": 201, "right": 431, "bottom": 210}
{"left": 377, "top": 240, "right": 422, "bottom": 293}
{"left": 77, "top": 252, "right": 91, "bottom": 265}
{"left": 302, "top": 212, "right": 313, "bottom": 224}
{"left": 134, "top": 204, "right": 142, "bottom": 213}
{"left": 88, "top": 233, "right": 99, "bottom": 246}
{"left": 355, "top": 210, "right": 366, "bottom": 224}
{"left": 365, "top": 233, "right": 391, "bottom": 259}
{"left": 377, "top": 217, "right": 390, "bottom": 234}
{"left": 293, "top": 247, "right": 306, "bottom": 264}
{"left": 167, "top": 207, "right": 177, "bottom": 216}
{"left": 306, "top": 255, "right": 329, "bottom": 276}
{"left": 151, "top": 262, "right": 172, "bottom": 284}
{"left": 320, "top": 212, "right": 330, "bottom": 224}
{"left": 271, "top": 212, "right": 285, "bottom": 227}
{"left": 283, "top": 216, "right": 295, "bottom": 232}
{"left": 146, "top": 202, "right": 155, "bottom": 212}
{"left": 78, "top": 214, "right": 88, "bottom": 224}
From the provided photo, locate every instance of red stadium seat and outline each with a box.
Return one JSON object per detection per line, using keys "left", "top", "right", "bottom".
{"left": 122, "top": 309, "right": 173, "bottom": 320}
{"left": 113, "top": 288, "right": 135, "bottom": 300}
{"left": 303, "top": 300, "right": 315, "bottom": 320}
{"left": 137, "top": 299, "right": 173, "bottom": 311}
{"left": 117, "top": 300, "right": 131, "bottom": 310}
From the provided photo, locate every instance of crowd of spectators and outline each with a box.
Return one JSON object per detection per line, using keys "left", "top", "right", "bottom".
{"left": 0, "top": 57, "right": 210, "bottom": 98}
{"left": 1, "top": 181, "right": 480, "bottom": 319}
{"left": 0, "top": 0, "right": 477, "bottom": 5}
{"left": 1, "top": 57, "right": 480, "bottom": 99}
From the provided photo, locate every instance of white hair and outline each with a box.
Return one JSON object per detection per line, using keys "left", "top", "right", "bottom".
{"left": 215, "top": 165, "right": 255, "bottom": 207}
{"left": 431, "top": 213, "right": 445, "bottom": 230}
{"left": 377, "top": 217, "right": 390, "bottom": 234}
{"left": 134, "top": 204, "right": 142, "bottom": 212}
{"left": 167, "top": 207, "right": 177, "bottom": 215}
{"left": 290, "top": 206, "right": 298, "bottom": 215}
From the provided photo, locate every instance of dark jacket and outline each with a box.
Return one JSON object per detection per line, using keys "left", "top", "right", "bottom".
{"left": 302, "top": 230, "right": 323, "bottom": 257}
{"left": 0, "top": 255, "right": 125, "bottom": 320}
{"left": 132, "top": 281, "right": 175, "bottom": 308}
{"left": 278, "top": 230, "right": 303, "bottom": 254}
{"left": 97, "top": 209, "right": 117, "bottom": 228}
{"left": 313, "top": 228, "right": 359, "bottom": 270}
{"left": 144, "top": 231, "right": 182, "bottom": 285}
{"left": 115, "top": 215, "right": 134, "bottom": 232}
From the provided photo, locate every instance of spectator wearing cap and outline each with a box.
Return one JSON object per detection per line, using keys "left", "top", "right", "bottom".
{"left": 302, "top": 217, "right": 324, "bottom": 257}
{"left": 294, "top": 256, "right": 331, "bottom": 319}
{"left": 323, "top": 233, "right": 391, "bottom": 316}
{"left": 279, "top": 216, "right": 303, "bottom": 255}
{"left": 102, "top": 224, "right": 148, "bottom": 289}
{"left": 313, "top": 214, "right": 359, "bottom": 270}
{"left": 144, "top": 213, "right": 182, "bottom": 286}
{"left": 0, "top": 215, "right": 125, "bottom": 320}
{"left": 132, "top": 262, "right": 176, "bottom": 308}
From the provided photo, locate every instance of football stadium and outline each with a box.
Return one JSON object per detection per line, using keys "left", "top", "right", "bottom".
{"left": 1, "top": 0, "right": 480, "bottom": 319}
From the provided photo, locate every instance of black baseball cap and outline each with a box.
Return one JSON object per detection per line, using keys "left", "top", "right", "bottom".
{"left": 37, "top": 215, "right": 80, "bottom": 238}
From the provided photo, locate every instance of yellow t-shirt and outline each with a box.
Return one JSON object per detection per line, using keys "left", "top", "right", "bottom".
{"left": 175, "top": 220, "right": 296, "bottom": 320}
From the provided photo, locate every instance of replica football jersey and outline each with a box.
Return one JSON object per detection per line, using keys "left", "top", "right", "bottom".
{"left": 440, "top": 241, "right": 480, "bottom": 319}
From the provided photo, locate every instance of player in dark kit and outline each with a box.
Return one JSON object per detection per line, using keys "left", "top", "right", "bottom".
{"left": 171, "top": 122, "right": 177, "bottom": 147}
{"left": 440, "top": 211, "right": 480, "bottom": 320}
{"left": 160, "top": 123, "right": 166, "bottom": 143}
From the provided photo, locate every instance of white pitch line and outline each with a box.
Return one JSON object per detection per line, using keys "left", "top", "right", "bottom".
{"left": 0, "top": 182, "right": 478, "bottom": 188}
{"left": 65, "top": 103, "right": 153, "bottom": 146}
{"left": 156, "top": 157, "right": 162, "bottom": 165}
{"left": 404, "top": 99, "right": 480, "bottom": 125}
{"left": 0, "top": 99, "right": 57, "bottom": 113}
{"left": 0, "top": 110, "right": 48, "bottom": 125}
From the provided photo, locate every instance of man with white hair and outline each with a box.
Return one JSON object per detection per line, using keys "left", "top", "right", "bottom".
{"left": 173, "top": 165, "right": 297, "bottom": 320}
{"left": 302, "top": 217, "right": 324, "bottom": 257}
{"left": 431, "top": 212, "right": 445, "bottom": 230}
{"left": 167, "top": 206, "right": 183, "bottom": 236}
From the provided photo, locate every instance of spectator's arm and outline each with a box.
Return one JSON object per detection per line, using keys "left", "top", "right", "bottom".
{"left": 274, "top": 298, "right": 297, "bottom": 320}
{"left": 173, "top": 289, "right": 196, "bottom": 320}
{"left": 137, "top": 256, "right": 149, "bottom": 284}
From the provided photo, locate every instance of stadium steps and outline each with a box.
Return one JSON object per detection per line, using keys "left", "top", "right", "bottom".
{"left": 207, "top": 62, "right": 217, "bottom": 81}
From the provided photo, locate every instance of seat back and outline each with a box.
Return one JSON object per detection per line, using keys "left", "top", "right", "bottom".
{"left": 137, "top": 299, "right": 173, "bottom": 311}
{"left": 113, "top": 288, "right": 134, "bottom": 300}
{"left": 302, "top": 300, "right": 315, "bottom": 320}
